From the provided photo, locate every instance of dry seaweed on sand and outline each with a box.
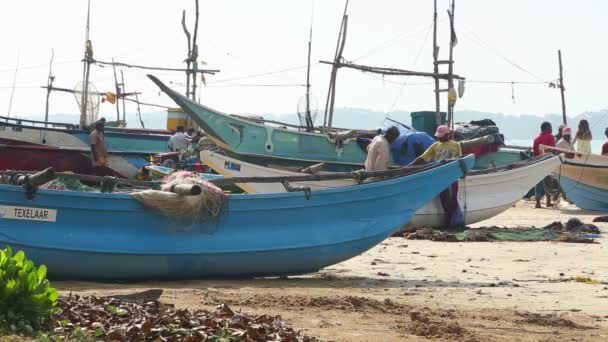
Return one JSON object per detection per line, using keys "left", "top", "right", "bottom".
{"left": 41, "top": 294, "right": 321, "bottom": 341}
{"left": 395, "top": 218, "right": 601, "bottom": 243}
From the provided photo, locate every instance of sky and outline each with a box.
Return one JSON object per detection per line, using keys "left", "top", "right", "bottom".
{"left": 1, "top": 0, "right": 607, "bottom": 126}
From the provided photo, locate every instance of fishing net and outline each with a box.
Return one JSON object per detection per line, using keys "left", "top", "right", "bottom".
{"left": 131, "top": 171, "right": 228, "bottom": 220}
{"left": 39, "top": 177, "right": 97, "bottom": 192}
{"left": 397, "top": 218, "right": 601, "bottom": 243}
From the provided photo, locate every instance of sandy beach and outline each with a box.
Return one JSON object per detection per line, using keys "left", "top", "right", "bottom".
{"left": 55, "top": 200, "right": 608, "bottom": 341}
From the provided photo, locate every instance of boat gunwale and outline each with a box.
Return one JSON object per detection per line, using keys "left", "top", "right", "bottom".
{"left": 0, "top": 155, "right": 474, "bottom": 201}
{"left": 0, "top": 120, "right": 171, "bottom": 140}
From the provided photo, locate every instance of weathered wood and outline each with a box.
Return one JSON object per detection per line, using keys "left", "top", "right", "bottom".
{"left": 323, "top": 0, "right": 350, "bottom": 133}
{"left": 319, "top": 61, "right": 464, "bottom": 80}
{"left": 301, "top": 163, "right": 326, "bottom": 174}
{"left": 558, "top": 50, "right": 567, "bottom": 125}
{"left": 433, "top": 0, "right": 441, "bottom": 125}
{"left": 0, "top": 170, "right": 156, "bottom": 188}
{"left": 170, "top": 183, "right": 202, "bottom": 196}
{"left": 182, "top": 9, "right": 192, "bottom": 98}
{"left": 93, "top": 60, "right": 219, "bottom": 75}
{"left": 210, "top": 162, "right": 439, "bottom": 186}
{"left": 15, "top": 168, "right": 56, "bottom": 187}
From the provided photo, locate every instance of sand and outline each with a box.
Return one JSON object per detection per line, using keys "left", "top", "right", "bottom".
{"left": 55, "top": 200, "right": 608, "bottom": 341}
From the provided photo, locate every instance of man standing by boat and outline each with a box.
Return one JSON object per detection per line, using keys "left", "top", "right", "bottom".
{"left": 90, "top": 120, "right": 108, "bottom": 174}
{"left": 411, "top": 125, "right": 463, "bottom": 228}
{"left": 532, "top": 122, "right": 555, "bottom": 208}
{"left": 364, "top": 126, "right": 400, "bottom": 172}
{"left": 168, "top": 126, "right": 192, "bottom": 152}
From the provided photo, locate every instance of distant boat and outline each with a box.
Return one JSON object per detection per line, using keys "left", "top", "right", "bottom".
{"left": 201, "top": 150, "right": 561, "bottom": 227}
{"left": 0, "top": 155, "right": 473, "bottom": 279}
{"left": 0, "top": 115, "right": 170, "bottom": 154}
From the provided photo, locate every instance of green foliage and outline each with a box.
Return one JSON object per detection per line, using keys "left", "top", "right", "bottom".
{"left": 0, "top": 246, "right": 59, "bottom": 334}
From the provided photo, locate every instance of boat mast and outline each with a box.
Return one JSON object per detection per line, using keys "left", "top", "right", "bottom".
{"left": 44, "top": 49, "right": 55, "bottom": 127}
{"left": 558, "top": 50, "right": 567, "bottom": 125}
{"left": 446, "top": 0, "right": 456, "bottom": 128}
{"left": 432, "top": 0, "right": 441, "bottom": 126}
{"left": 112, "top": 58, "right": 121, "bottom": 121}
{"left": 304, "top": 21, "right": 314, "bottom": 132}
{"left": 80, "top": 0, "right": 93, "bottom": 128}
{"left": 323, "top": 0, "right": 349, "bottom": 134}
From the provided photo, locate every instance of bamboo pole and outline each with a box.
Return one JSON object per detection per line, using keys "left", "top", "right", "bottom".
{"left": 432, "top": 0, "right": 441, "bottom": 125}
{"left": 112, "top": 58, "right": 121, "bottom": 121}
{"left": 323, "top": 0, "right": 349, "bottom": 133}
{"left": 44, "top": 49, "right": 55, "bottom": 127}
{"left": 558, "top": 50, "right": 567, "bottom": 125}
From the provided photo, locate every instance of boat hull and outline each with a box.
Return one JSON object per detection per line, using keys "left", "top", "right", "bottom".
{"left": 557, "top": 160, "right": 608, "bottom": 211}
{"left": 149, "top": 76, "right": 368, "bottom": 170}
{"left": 0, "top": 121, "right": 170, "bottom": 153}
{"left": 0, "top": 156, "right": 473, "bottom": 279}
{"left": 0, "top": 144, "right": 151, "bottom": 179}
{"left": 202, "top": 151, "right": 561, "bottom": 227}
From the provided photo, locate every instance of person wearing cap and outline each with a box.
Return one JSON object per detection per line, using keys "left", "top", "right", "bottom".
{"left": 412, "top": 125, "right": 463, "bottom": 228}
{"left": 414, "top": 125, "right": 462, "bottom": 163}
{"left": 89, "top": 119, "right": 108, "bottom": 174}
{"left": 532, "top": 122, "right": 556, "bottom": 208}
{"left": 364, "top": 126, "right": 400, "bottom": 172}
{"left": 556, "top": 126, "right": 574, "bottom": 151}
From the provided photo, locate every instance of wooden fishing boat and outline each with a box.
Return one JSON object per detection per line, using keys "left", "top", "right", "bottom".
{"left": 540, "top": 146, "right": 608, "bottom": 211}
{"left": 201, "top": 151, "right": 562, "bottom": 227}
{"left": 0, "top": 144, "right": 152, "bottom": 179}
{"left": 0, "top": 116, "right": 170, "bottom": 154}
{"left": 149, "top": 76, "right": 372, "bottom": 171}
{"left": 0, "top": 156, "right": 473, "bottom": 280}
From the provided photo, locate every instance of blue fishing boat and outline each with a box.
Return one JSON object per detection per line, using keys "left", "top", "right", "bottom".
{"left": 557, "top": 158, "right": 608, "bottom": 211}
{"left": 0, "top": 155, "right": 474, "bottom": 280}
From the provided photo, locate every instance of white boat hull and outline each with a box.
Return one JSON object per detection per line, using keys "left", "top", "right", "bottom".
{"left": 201, "top": 151, "right": 562, "bottom": 228}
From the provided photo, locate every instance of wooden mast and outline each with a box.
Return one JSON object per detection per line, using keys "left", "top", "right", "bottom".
{"left": 558, "top": 50, "right": 567, "bottom": 125}
{"left": 181, "top": 10, "right": 192, "bottom": 99}
{"left": 323, "top": 0, "right": 349, "bottom": 134}
{"left": 79, "top": 0, "right": 93, "bottom": 128}
{"left": 432, "top": 0, "right": 441, "bottom": 126}
{"left": 446, "top": 0, "right": 456, "bottom": 127}
{"left": 112, "top": 58, "right": 121, "bottom": 121}
{"left": 120, "top": 70, "right": 127, "bottom": 123}
{"left": 191, "top": 0, "right": 200, "bottom": 102}
{"left": 44, "top": 49, "right": 55, "bottom": 127}
{"left": 304, "top": 23, "right": 314, "bottom": 132}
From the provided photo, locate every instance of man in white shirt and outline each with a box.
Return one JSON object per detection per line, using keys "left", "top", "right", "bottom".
{"left": 364, "top": 126, "right": 400, "bottom": 172}
{"left": 168, "top": 126, "right": 192, "bottom": 152}
{"left": 556, "top": 126, "right": 574, "bottom": 151}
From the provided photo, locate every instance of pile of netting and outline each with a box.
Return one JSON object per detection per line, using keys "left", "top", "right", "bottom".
{"left": 131, "top": 171, "right": 228, "bottom": 220}
{"left": 395, "top": 218, "right": 601, "bottom": 243}
{"left": 38, "top": 177, "right": 97, "bottom": 192}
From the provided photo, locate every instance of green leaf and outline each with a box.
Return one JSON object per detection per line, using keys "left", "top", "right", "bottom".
{"left": 105, "top": 305, "right": 128, "bottom": 316}
{"left": 94, "top": 327, "right": 105, "bottom": 337}
{"left": 37, "top": 265, "right": 47, "bottom": 283}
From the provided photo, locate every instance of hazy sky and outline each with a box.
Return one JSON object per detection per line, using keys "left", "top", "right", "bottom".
{"left": 1, "top": 0, "right": 607, "bottom": 125}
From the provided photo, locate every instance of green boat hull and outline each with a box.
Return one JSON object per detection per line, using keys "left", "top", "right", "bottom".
{"left": 150, "top": 76, "right": 367, "bottom": 170}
